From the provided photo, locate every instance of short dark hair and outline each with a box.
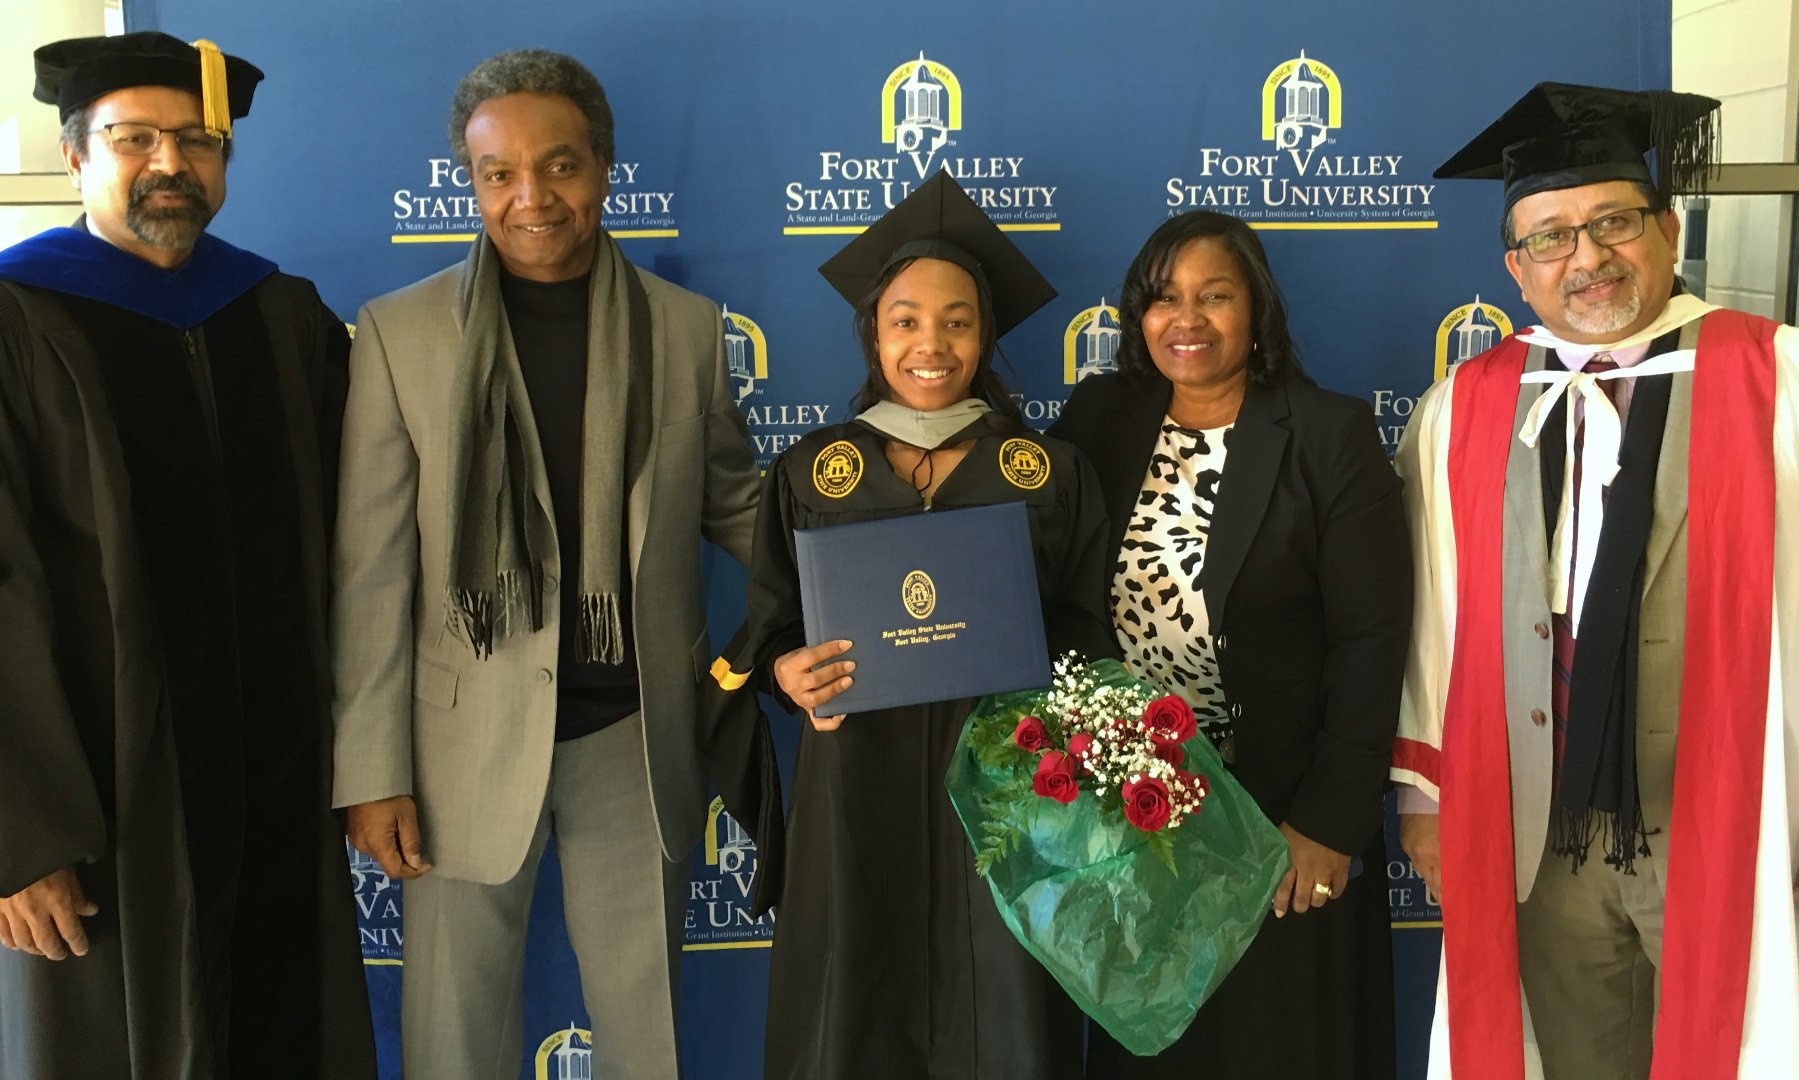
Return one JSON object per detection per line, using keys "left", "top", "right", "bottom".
{"left": 61, "top": 106, "right": 92, "bottom": 162}
{"left": 849, "top": 256, "right": 1020, "bottom": 418}
{"left": 1500, "top": 179, "right": 1666, "bottom": 248}
{"left": 449, "top": 49, "right": 614, "bottom": 168}
{"left": 1115, "top": 211, "right": 1308, "bottom": 388}
{"left": 60, "top": 103, "right": 236, "bottom": 164}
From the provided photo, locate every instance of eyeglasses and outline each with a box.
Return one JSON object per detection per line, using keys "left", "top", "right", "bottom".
{"left": 89, "top": 122, "right": 226, "bottom": 160}
{"left": 1512, "top": 207, "right": 1658, "bottom": 264}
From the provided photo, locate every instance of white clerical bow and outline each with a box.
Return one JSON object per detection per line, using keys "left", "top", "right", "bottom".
{"left": 1516, "top": 348, "right": 1695, "bottom": 631}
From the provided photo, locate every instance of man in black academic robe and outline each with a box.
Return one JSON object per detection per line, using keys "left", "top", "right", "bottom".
{"left": 0, "top": 32, "right": 375, "bottom": 1079}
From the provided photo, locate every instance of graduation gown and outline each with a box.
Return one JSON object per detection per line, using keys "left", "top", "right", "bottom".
{"left": 738, "top": 413, "right": 1114, "bottom": 1080}
{"left": 0, "top": 228, "right": 375, "bottom": 1079}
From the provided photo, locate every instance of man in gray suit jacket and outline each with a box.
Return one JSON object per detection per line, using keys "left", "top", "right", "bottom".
{"left": 332, "top": 49, "right": 758, "bottom": 1078}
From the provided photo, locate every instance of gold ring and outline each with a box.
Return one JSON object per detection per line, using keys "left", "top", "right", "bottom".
{"left": 1312, "top": 882, "right": 1332, "bottom": 897}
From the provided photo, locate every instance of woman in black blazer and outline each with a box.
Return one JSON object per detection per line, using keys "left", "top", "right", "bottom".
{"left": 1050, "top": 211, "right": 1410, "bottom": 1079}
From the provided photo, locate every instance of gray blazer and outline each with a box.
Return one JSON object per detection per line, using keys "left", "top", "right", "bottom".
{"left": 330, "top": 251, "right": 758, "bottom": 884}
{"left": 1487, "top": 326, "right": 1695, "bottom": 901}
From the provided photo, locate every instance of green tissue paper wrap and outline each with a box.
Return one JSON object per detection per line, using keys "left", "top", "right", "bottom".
{"left": 945, "top": 659, "right": 1291, "bottom": 1056}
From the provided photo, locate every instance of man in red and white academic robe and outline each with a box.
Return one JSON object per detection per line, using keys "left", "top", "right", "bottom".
{"left": 1393, "top": 82, "right": 1799, "bottom": 1080}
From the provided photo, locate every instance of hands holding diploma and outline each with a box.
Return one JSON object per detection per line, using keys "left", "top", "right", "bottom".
{"left": 773, "top": 639, "right": 856, "bottom": 731}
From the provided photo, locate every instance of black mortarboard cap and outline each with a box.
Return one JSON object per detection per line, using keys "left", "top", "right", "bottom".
{"left": 33, "top": 31, "right": 263, "bottom": 134}
{"left": 818, "top": 171, "right": 1057, "bottom": 337}
{"left": 1434, "top": 82, "right": 1720, "bottom": 214}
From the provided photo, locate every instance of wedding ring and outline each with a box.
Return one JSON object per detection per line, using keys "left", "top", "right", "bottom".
{"left": 1312, "top": 882, "right": 1333, "bottom": 897}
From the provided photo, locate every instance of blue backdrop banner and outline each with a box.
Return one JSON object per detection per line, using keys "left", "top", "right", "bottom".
{"left": 126, "top": 2, "right": 1670, "bottom": 1077}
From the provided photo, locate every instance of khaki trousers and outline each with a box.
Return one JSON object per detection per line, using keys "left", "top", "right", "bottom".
{"left": 1516, "top": 841, "right": 1665, "bottom": 1080}
{"left": 400, "top": 716, "right": 687, "bottom": 1079}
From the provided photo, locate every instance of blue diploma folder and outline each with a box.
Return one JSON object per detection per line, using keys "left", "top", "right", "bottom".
{"left": 793, "top": 502, "right": 1053, "bottom": 714}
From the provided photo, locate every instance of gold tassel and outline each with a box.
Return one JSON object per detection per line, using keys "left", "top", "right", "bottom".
{"left": 192, "top": 39, "right": 231, "bottom": 138}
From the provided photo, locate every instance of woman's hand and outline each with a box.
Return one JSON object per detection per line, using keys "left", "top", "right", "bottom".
{"left": 1271, "top": 821, "right": 1351, "bottom": 918}
{"left": 773, "top": 640, "right": 856, "bottom": 731}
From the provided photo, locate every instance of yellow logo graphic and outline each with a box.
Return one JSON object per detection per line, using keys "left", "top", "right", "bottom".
{"left": 1434, "top": 295, "right": 1513, "bottom": 379}
{"left": 902, "top": 570, "right": 937, "bottom": 620}
{"left": 705, "top": 795, "right": 753, "bottom": 874}
{"left": 722, "top": 304, "right": 769, "bottom": 403}
{"left": 882, "top": 52, "right": 963, "bottom": 177}
{"left": 813, "top": 439, "right": 864, "bottom": 498}
{"left": 1262, "top": 51, "right": 1342, "bottom": 152}
{"left": 1064, "top": 299, "right": 1123, "bottom": 384}
{"left": 998, "top": 437, "right": 1051, "bottom": 490}
{"left": 535, "top": 1024, "right": 593, "bottom": 1080}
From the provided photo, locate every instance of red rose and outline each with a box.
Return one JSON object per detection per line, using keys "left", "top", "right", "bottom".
{"left": 1067, "top": 732, "right": 1095, "bottom": 759}
{"left": 1032, "top": 751, "right": 1079, "bottom": 804}
{"left": 1152, "top": 741, "right": 1184, "bottom": 767}
{"left": 1122, "top": 776, "right": 1173, "bottom": 832}
{"left": 1013, "top": 715, "right": 1049, "bottom": 753}
{"left": 1142, "top": 695, "right": 1197, "bottom": 747}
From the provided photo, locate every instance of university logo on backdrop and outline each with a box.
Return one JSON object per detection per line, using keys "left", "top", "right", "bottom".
{"left": 683, "top": 797, "right": 775, "bottom": 950}
{"left": 1010, "top": 298, "right": 1121, "bottom": 425}
{"left": 784, "top": 51, "right": 1060, "bottom": 233}
{"left": 1368, "top": 295, "right": 1515, "bottom": 452}
{"left": 882, "top": 53, "right": 963, "bottom": 176}
{"left": 724, "top": 306, "right": 769, "bottom": 404}
{"left": 535, "top": 1024, "right": 595, "bottom": 1080}
{"left": 347, "top": 842, "right": 403, "bottom": 963}
{"left": 1064, "top": 299, "right": 1122, "bottom": 385}
{"left": 1166, "top": 50, "right": 1437, "bottom": 230}
{"left": 389, "top": 158, "right": 680, "bottom": 243}
{"left": 1433, "top": 295, "right": 1512, "bottom": 379}
{"left": 1262, "top": 51, "right": 1342, "bottom": 155}
{"left": 723, "top": 303, "right": 834, "bottom": 467}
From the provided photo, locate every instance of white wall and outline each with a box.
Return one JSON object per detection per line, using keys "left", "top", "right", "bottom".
{"left": 1674, "top": 0, "right": 1794, "bottom": 317}
{"left": 0, "top": 0, "right": 112, "bottom": 248}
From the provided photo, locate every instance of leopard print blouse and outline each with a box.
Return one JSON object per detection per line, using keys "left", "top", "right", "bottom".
{"left": 1109, "top": 419, "right": 1234, "bottom": 756}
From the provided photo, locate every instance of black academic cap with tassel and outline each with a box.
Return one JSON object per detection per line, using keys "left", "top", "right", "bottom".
{"left": 1434, "top": 82, "right": 1721, "bottom": 215}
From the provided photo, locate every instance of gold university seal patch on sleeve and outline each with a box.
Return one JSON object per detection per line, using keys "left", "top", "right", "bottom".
{"left": 998, "top": 437, "right": 1050, "bottom": 490}
{"left": 813, "top": 439, "right": 864, "bottom": 498}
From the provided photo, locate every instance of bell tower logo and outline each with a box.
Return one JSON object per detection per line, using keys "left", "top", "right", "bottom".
{"left": 882, "top": 52, "right": 963, "bottom": 177}
{"left": 1434, "top": 295, "right": 1513, "bottom": 379}
{"left": 1064, "top": 299, "right": 1123, "bottom": 384}
{"left": 1261, "top": 51, "right": 1342, "bottom": 159}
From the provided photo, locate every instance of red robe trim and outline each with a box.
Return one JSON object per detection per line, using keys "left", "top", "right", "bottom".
{"left": 1441, "top": 338, "right": 1529, "bottom": 1080}
{"left": 1650, "top": 310, "right": 1778, "bottom": 1077}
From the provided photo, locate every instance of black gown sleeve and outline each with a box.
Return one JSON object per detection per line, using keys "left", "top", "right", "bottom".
{"left": 700, "top": 460, "right": 809, "bottom": 917}
{"left": 698, "top": 623, "right": 786, "bottom": 917}
{"left": 734, "top": 459, "right": 810, "bottom": 703}
{"left": 0, "top": 286, "right": 109, "bottom": 895}
{"left": 311, "top": 301, "right": 352, "bottom": 539}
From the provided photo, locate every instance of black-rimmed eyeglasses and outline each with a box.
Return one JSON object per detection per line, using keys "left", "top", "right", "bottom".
{"left": 1512, "top": 207, "right": 1659, "bottom": 264}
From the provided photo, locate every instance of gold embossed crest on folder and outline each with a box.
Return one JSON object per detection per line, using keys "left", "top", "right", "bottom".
{"left": 902, "top": 570, "right": 937, "bottom": 619}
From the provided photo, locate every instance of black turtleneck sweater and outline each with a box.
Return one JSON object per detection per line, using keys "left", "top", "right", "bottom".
{"left": 498, "top": 266, "right": 639, "bottom": 741}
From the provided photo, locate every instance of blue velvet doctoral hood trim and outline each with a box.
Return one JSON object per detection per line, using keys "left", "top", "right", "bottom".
{"left": 0, "top": 225, "right": 277, "bottom": 328}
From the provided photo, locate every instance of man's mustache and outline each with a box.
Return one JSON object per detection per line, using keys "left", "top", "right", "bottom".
{"left": 129, "top": 174, "right": 208, "bottom": 211}
{"left": 1561, "top": 262, "right": 1634, "bottom": 298}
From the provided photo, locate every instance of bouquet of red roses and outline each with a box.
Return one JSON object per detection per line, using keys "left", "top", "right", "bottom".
{"left": 946, "top": 657, "right": 1289, "bottom": 1055}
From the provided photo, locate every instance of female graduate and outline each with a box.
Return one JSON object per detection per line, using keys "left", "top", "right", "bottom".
{"left": 730, "top": 173, "right": 1114, "bottom": 1080}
